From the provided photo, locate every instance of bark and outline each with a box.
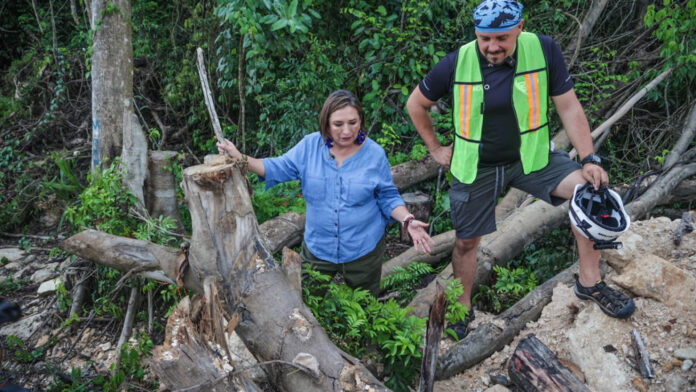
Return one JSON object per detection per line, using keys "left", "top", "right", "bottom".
{"left": 259, "top": 212, "right": 306, "bottom": 253}
{"left": 662, "top": 101, "right": 696, "bottom": 171}
{"left": 631, "top": 329, "right": 655, "bottom": 379}
{"left": 418, "top": 283, "right": 447, "bottom": 392}
{"left": 625, "top": 163, "right": 696, "bottom": 220}
{"left": 196, "top": 47, "right": 225, "bottom": 145}
{"left": 150, "top": 297, "right": 260, "bottom": 391}
{"left": 91, "top": 0, "right": 133, "bottom": 170}
{"left": 391, "top": 155, "right": 440, "bottom": 190}
{"left": 145, "top": 150, "right": 185, "bottom": 232}
{"left": 508, "top": 334, "right": 590, "bottom": 392}
{"left": 63, "top": 158, "right": 388, "bottom": 392}
{"left": 122, "top": 111, "right": 148, "bottom": 208}
{"left": 673, "top": 211, "right": 694, "bottom": 246}
{"left": 566, "top": 0, "right": 610, "bottom": 68}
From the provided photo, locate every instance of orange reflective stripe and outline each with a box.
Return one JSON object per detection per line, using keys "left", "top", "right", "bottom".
{"left": 465, "top": 85, "right": 473, "bottom": 139}
{"left": 525, "top": 74, "right": 534, "bottom": 130}
{"left": 459, "top": 85, "right": 465, "bottom": 138}
{"left": 532, "top": 72, "right": 540, "bottom": 129}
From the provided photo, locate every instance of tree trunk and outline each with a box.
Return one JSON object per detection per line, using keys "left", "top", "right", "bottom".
{"left": 145, "top": 150, "right": 185, "bottom": 232}
{"left": 63, "top": 157, "right": 388, "bottom": 392}
{"left": 508, "top": 334, "right": 590, "bottom": 392}
{"left": 401, "top": 192, "right": 433, "bottom": 242}
{"left": 418, "top": 283, "right": 447, "bottom": 392}
{"left": 90, "top": 0, "right": 133, "bottom": 170}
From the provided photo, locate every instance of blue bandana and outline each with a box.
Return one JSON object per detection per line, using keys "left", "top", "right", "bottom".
{"left": 473, "top": 0, "right": 523, "bottom": 33}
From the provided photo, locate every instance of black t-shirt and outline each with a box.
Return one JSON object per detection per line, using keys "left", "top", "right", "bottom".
{"left": 419, "top": 34, "right": 573, "bottom": 165}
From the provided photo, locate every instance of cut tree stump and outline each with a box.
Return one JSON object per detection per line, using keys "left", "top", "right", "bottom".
{"left": 145, "top": 150, "right": 185, "bottom": 233}
{"left": 63, "top": 156, "right": 388, "bottom": 392}
{"left": 401, "top": 191, "right": 433, "bottom": 242}
{"left": 508, "top": 334, "right": 590, "bottom": 392}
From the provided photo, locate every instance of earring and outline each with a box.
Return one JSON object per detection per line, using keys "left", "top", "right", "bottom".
{"left": 325, "top": 136, "right": 334, "bottom": 148}
{"left": 355, "top": 131, "right": 366, "bottom": 145}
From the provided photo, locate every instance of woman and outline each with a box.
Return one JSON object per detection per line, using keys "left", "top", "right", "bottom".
{"left": 218, "top": 90, "right": 434, "bottom": 296}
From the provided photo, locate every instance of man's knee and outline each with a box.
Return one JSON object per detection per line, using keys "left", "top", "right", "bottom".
{"left": 454, "top": 237, "right": 481, "bottom": 254}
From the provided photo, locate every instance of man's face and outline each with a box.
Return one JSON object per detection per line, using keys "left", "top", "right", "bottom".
{"left": 475, "top": 21, "right": 523, "bottom": 65}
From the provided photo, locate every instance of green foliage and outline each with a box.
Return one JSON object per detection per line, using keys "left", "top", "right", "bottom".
{"left": 5, "top": 335, "right": 44, "bottom": 364}
{"left": 474, "top": 266, "right": 537, "bottom": 313}
{"left": 573, "top": 46, "right": 629, "bottom": 116}
{"left": 0, "top": 275, "right": 30, "bottom": 296}
{"left": 250, "top": 176, "right": 306, "bottom": 224}
{"left": 303, "top": 266, "right": 425, "bottom": 391}
{"left": 513, "top": 228, "right": 574, "bottom": 283}
{"left": 381, "top": 262, "right": 434, "bottom": 305}
{"left": 443, "top": 279, "right": 471, "bottom": 339}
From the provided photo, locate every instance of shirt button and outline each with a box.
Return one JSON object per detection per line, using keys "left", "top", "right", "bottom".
{"left": 334, "top": 209, "right": 337, "bottom": 213}
{"left": 335, "top": 234, "right": 338, "bottom": 238}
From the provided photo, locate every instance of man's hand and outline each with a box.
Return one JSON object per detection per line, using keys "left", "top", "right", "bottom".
{"left": 430, "top": 144, "right": 453, "bottom": 169}
{"left": 582, "top": 163, "right": 608, "bottom": 190}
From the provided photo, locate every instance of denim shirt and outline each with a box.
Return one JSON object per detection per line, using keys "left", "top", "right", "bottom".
{"left": 262, "top": 132, "right": 404, "bottom": 263}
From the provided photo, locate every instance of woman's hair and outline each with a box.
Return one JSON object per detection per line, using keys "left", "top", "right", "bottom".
{"left": 319, "top": 90, "right": 365, "bottom": 139}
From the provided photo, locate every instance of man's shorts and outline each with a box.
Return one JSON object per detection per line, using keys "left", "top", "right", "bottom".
{"left": 300, "top": 235, "right": 385, "bottom": 297}
{"left": 450, "top": 149, "right": 581, "bottom": 239}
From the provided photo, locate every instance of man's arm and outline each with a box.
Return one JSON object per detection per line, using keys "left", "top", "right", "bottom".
{"left": 406, "top": 86, "right": 452, "bottom": 168}
{"left": 552, "top": 89, "right": 608, "bottom": 189}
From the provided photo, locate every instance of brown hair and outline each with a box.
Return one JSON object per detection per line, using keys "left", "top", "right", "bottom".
{"left": 319, "top": 90, "right": 365, "bottom": 140}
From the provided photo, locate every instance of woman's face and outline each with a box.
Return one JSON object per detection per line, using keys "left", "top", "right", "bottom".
{"left": 328, "top": 106, "right": 361, "bottom": 149}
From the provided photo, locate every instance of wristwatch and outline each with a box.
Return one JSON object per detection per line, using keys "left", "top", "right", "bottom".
{"left": 580, "top": 153, "right": 602, "bottom": 167}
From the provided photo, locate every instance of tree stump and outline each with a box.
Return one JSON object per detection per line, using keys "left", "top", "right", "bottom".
{"left": 508, "top": 334, "right": 589, "bottom": 392}
{"left": 401, "top": 191, "right": 433, "bottom": 242}
{"left": 145, "top": 150, "right": 185, "bottom": 232}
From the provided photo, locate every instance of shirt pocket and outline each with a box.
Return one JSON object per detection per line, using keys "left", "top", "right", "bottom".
{"left": 302, "top": 176, "right": 326, "bottom": 203}
{"left": 346, "top": 180, "right": 376, "bottom": 207}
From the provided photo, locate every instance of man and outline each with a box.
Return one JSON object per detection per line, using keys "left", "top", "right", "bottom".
{"left": 406, "top": 0, "right": 635, "bottom": 339}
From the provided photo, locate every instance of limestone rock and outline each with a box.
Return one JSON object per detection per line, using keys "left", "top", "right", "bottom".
{"left": 674, "top": 347, "right": 696, "bottom": 361}
{"left": 37, "top": 278, "right": 62, "bottom": 295}
{"left": 0, "top": 248, "right": 26, "bottom": 263}
{"left": 611, "top": 254, "right": 696, "bottom": 312}
{"left": 484, "top": 385, "right": 510, "bottom": 392}
{"left": 566, "top": 304, "right": 633, "bottom": 392}
{"left": 0, "top": 313, "right": 44, "bottom": 340}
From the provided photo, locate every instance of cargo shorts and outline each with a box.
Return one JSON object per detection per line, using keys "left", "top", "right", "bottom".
{"left": 451, "top": 149, "right": 581, "bottom": 239}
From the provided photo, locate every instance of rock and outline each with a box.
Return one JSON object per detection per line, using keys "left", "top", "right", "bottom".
{"left": 674, "top": 347, "right": 696, "bottom": 361}
{"left": 566, "top": 304, "right": 633, "bottom": 392}
{"left": 631, "top": 377, "right": 649, "bottom": 392}
{"left": 0, "top": 248, "right": 26, "bottom": 263}
{"left": 483, "top": 386, "right": 510, "bottom": 392}
{"left": 30, "top": 263, "right": 59, "bottom": 284}
{"left": 99, "top": 342, "right": 111, "bottom": 352}
{"left": 0, "top": 313, "right": 44, "bottom": 340}
{"left": 3, "top": 262, "right": 21, "bottom": 271}
{"left": 37, "top": 278, "right": 62, "bottom": 295}
{"left": 666, "top": 374, "right": 688, "bottom": 392}
{"left": 489, "top": 373, "right": 509, "bottom": 386}
{"left": 682, "top": 359, "right": 693, "bottom": 371}
{"left": 611, "top": 254, "right": 696, "bottom": 312}
{"left": 35, "top": 335, "right": 50, "bottom": 348}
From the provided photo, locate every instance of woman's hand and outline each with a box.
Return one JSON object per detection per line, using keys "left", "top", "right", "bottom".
{"left": 216, "top": 138, "right": 242, "bottom": 159}
{"left": 408, "top": 220, "right": 435, "bottom": 254}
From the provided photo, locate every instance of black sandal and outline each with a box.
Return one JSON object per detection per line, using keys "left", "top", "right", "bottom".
{"left": 446, "top": 309, "right": 475, "bottom": 341}
{"left": 574, "top": 277, "right": 635, "bottom": 318}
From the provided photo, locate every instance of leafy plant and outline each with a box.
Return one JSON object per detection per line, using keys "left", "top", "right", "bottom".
{"left": 443, "top": 279, "right": 471, "bottom": 339}
{"left": 303, "top": 266, "right": 425, "bottom": 391}
{"left": 381, "top": 262, "right": 434, "bottom": 305}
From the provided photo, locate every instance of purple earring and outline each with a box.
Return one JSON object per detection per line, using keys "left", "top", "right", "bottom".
{"left": 355, "top": 131, "right": 366, "bottom": 145}
{"left": 325, "top": 136, "right": 334, "bottom": 148}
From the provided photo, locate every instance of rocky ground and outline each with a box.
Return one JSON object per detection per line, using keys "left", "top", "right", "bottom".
{"left": 0, "top": 215, "right": 694, "bottom": 391}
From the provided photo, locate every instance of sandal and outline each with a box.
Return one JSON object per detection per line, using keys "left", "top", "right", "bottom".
{"left": 446, "top": 308, "right": 475, "bottom": 341}
{"left": 574, "top": 277, "right": 635, "bottom": 318}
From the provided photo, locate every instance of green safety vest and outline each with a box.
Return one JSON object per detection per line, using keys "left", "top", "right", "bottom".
{"left": 451, "top": 31, "right": 550, "bottom": 184}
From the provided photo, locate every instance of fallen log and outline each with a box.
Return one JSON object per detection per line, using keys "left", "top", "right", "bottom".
{"left": 63, "top": 157, "right": 388, "bottom": 392}
{"left": 435, "top": 262, "right": 579, "bottom": 380}
{"left": 508, "top": 334, "right": 590, "bottom": 392}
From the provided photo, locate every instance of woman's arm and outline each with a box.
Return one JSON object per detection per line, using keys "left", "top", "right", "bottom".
{"left": 217, "top": 138, "right": 265, "bottom": 177}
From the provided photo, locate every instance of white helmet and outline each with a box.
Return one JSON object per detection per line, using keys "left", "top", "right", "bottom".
{"left": 569, "top": 183, "right": 630, "bottom": 247}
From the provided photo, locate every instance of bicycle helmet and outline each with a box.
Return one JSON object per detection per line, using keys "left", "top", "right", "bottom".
{"left": 569, "top": 183, "right": 630, "bottom": 249}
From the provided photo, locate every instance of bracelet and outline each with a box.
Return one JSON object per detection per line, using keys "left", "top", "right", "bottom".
{"left": 402, "top": 214, "right": 415, "bottom": 231}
